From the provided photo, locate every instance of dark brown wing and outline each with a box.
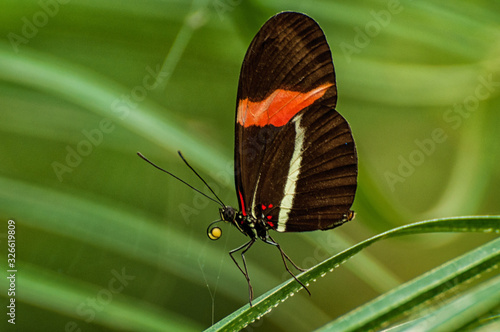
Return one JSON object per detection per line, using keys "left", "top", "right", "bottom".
{"left": 234, "top": 12, "right": 357, "bottom": 232}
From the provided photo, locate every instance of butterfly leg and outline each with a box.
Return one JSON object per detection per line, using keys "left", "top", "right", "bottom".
{"left": 229, "top": 238, "right": 256, "bottom": 304}
{"left": 264, "top": 236, "right": 311, "bottom": 296}
{"left": 267, "top": 235, "right": 308, "bottom": 272}
{"left": 278, "top": 249, "right": 308, "bottom": 272}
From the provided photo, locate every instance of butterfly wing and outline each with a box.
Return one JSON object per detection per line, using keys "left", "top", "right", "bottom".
{"left": 234, "top": 12, "right": 357, "bottom": 232}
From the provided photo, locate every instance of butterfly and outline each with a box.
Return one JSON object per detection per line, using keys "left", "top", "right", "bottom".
{"left": 139, "top": 11, "right": 358, "bottom": 305}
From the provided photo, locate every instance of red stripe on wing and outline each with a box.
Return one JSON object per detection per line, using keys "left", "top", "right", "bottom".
{"left": 237, "top": 83, "right": 332, "bottom": 127}
{"left": 238, "top": 190, "right": 247, "bottom": 216}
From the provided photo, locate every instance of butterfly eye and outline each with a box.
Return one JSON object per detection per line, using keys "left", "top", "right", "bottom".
{"left": 208, "top": 226, "right": 222, "bottom": 240}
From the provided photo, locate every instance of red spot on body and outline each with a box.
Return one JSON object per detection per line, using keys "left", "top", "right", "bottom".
{"left": 237, "top": 83, "right": 333, "bottom": 127}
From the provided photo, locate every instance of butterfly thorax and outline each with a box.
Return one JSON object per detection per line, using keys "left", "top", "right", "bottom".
{"left": 220, "top": 206, "right": 269, "bottom": 240}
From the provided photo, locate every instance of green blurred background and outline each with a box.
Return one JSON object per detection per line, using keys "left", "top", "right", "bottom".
{"left": 0, "top": 0, "right": 498, "bottom": 331}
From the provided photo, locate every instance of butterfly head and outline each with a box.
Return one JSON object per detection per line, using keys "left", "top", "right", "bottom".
{"left": 207, "top": 206, "right": 245, "bottom": 240}
{"left": 220, "top": 206, "right": 236, "bottom": 222}
{"left": 206, "top": 206, "right": 257, "bottom": 240}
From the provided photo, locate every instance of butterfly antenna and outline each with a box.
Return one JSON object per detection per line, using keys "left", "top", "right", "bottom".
{"left": 137, "top": 152, "right": 224, "bottom": 207}
{"left": 176, "top": 151, "right": 226, "bottom": 207}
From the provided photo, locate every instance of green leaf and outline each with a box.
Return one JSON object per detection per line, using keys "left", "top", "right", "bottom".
{"left": 388, "top": 274, "right": 500, "bottom": 332}
{"left": 206, "top": 216, "right": 500, "bottom": 331}
{"left": 317, "top": 236, "right": 500, "bottom": 331}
